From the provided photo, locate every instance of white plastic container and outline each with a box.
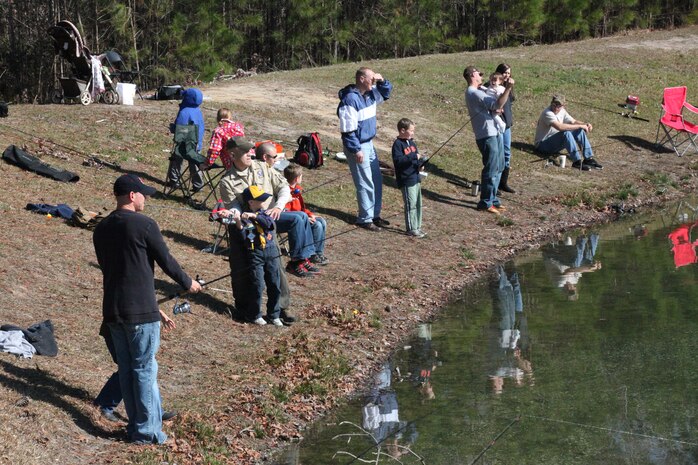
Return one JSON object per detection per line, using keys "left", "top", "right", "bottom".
{"left": 116, "top": 83, "right": 137, "bottom": 105}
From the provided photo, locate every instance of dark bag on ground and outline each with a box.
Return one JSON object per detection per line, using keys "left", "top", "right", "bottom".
{"left": 293, "top": 132, "right": 324, "bottom": 169}
{"left": 2, "top": 145, "right": 79, "bottom": 182}
{"left": 0, "top": 102, "right": 8, "bottom": 117}
{"left": 155, "top": 85, "right": 184, "bottom": 100}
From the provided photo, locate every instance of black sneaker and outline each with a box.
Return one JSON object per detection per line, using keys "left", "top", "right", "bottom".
{"left": 310, "top": 253, "right": 330, "bottom": 266}
{"left": 373, "top": 217, "right": 390, "bottom": 227}
{"left": 583, "top": 158, "right": 603, "bottom": 169}
{"left": 286, "top": 260, "right": 311, "bottom": 277}
{"left": 571, "top": 160, "right": 591, "bottom": 171}
{"left": 303, "top": 259, "right": 321, "bottom": 273}
{"left": 357, "top": 222, "right": 381, "bottom": 232}
{"left": 162, "top": 411, "right": 178, "bottom": 422}
{"left": 280, "top": 309, "right": 297, "bottom": 324}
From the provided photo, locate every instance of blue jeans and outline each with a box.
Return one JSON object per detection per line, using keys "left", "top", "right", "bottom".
{"left": 310, "top": 216, "right": 326, "bottom": 255}
{"left": 475, "top": 135, "right": 504, "bottom": 209}
{"left": 537, "top": 129, "right": 593, "bottom": 162}
{"left": 345, "top": 141, "right": 383, "bottom": 224}
{"left": 276, "top": 211, "right": 315, "bottom": 260}
{"left": 94, "top": 331, "right": 122, "bottom": 412}
{"left": 502, "top": 127, "right": 512, "bottom": 168}
{"left": 249, "top": 241, "right": 281, "bottom": 320}
{"left": 573, "top": 234, "right": 599, "bottom": 267}
{"left": 108, "top": 321, "right": 166, "bottom": 444}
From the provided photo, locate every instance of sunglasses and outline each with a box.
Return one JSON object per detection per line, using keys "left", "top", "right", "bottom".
{"left": 266, "top": 154, "right": 278, "bottom": 159}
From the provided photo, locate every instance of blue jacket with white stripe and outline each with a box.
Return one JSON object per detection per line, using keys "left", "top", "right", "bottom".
{"left": 337, "top": 80, "right": 393, "bottom": 154}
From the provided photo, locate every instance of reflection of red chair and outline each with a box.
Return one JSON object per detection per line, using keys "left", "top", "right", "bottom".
{"left": 668, "top": 222, "right": 698, "bottom": 268}
{"left": 655, "top": 86, "right": 698, "bottom": 157}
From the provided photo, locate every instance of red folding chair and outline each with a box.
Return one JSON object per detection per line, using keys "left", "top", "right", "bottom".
{"left": 655, "top": 86, "right": 698, "bottom": 157}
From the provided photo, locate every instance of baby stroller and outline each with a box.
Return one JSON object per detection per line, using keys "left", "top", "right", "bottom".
{"left": 48, "top": 20, "right": 119, "bottom": 105}
{"left": 101, "top": 50, "right": 143, "bottom": 100}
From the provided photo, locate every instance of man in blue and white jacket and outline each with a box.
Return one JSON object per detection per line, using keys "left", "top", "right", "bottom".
{"left": 338, "top": 68, "right": 393, "bottom": 231}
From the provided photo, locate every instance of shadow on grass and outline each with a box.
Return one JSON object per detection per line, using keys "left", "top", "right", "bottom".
{"left": 0, "top": 359, "right": 115, "bottom": 438}
{"left": 607, "top": 135, "right": 674, "bottom": 154}
{"left": 512, "top": 141, "right": 547, "bottom": 159}
{"left": 423, "top": 161, "right": 473, "bottom": 189}
{"left": 154, "top": 277, "right": 233, "bottom": 318}
{"left": 422, "top": 188, "right": 480, "bottom": 209}
{"left": 305, "top": 202, "right": 357, "bottom": 225}
{"left": 161, "top": 229, "right": 212, "bottom": 251}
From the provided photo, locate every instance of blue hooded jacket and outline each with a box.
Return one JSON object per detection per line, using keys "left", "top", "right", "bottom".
{"left": 172, "top": 88, "right": 205, "bottom": 151}
{"left": 337, "top": 80, "right": 392, "bottom": 154}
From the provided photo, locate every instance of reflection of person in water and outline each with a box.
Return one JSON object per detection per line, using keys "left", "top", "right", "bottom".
{"left": 543, "top": 233, "right": 602, "bottom": 300}
{"left": 488, "top": 265, "right": 534, "bottom": 395}
{"left": 406, "top": 324, "right": 439, "bottom": 400}
{"left": 362, "top": 362, "right": 417, "bottom": 458}
{"left": 668, "top": 222, "right": 698, "bottom": 268}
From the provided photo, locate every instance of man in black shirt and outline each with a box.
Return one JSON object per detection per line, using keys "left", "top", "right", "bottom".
{"left": 93, "top": 174, "right": 201, "bottom": 444}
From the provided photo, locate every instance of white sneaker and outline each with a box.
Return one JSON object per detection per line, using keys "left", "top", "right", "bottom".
{"left": 252, "top": 317, "right": 267, "bottom": 325}
{"left": 270, "top": 318, "right": 284, "bottom": 327}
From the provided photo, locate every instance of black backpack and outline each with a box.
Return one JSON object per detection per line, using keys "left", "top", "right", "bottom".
{"left": 0, "top": 102, "right": 8, "bottom": 118}
{"left": 293, "top": 132, "right": 323, "bottom": 169}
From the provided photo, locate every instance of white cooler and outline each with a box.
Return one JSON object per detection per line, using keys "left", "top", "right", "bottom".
{"left": 116, "top": 83, "right": 137, "bottom": 105}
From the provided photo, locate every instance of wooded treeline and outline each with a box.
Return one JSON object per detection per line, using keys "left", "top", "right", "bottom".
{"left": 1, "top": 0, "right": 695, "bottom": 102}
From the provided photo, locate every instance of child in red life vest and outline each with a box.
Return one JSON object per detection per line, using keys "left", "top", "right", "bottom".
{"left": 283, "top": 163, "right": 329, "bottom": 266}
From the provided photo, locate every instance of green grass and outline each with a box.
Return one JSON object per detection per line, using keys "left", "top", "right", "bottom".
{"left": 614, "top": 182, "right": 639, "bottom": 200}
{"left": 460, "top": 246, "right": 475, "bottom": 260}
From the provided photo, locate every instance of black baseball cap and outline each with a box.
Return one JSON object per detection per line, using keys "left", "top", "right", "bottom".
{"left": 113, "top": 174, "right": 157, "bottom": 196}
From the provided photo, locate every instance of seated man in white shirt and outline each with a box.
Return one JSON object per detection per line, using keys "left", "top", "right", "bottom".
{"left": 534, "top": 94, "right": 602, "bottom": 171}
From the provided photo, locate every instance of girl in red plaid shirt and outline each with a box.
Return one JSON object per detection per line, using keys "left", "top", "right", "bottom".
{"left": 206, "top": 108, "right": 245, "bottom": 170}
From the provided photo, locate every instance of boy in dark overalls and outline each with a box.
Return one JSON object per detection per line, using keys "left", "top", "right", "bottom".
{"left": 236, "top": 185, "right": 282, "bottom": 326}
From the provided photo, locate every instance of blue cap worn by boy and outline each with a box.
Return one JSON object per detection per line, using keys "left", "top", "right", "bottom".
{"left": 240, "top": 185, "right": 275, "bottom": 250}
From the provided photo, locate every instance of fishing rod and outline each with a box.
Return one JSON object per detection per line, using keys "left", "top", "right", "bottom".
{"left": 420, "top": 104, "right": 491, "bottom": 167}
{"left": 156, "top": 272, "right": 232, "bottom": 305}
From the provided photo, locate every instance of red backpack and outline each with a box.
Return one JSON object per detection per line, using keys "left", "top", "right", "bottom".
{"left": 293, "top": 132, "right": 324, "bottom": 169}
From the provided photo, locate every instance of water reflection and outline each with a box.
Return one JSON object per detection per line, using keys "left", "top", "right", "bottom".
{"left": 668, "top": 221, "right": 698, "bottom": 268}
{"left": 489, "top": 266, "right": 533, "bottom": 394}
{"left": 401, "top": 324, "right": 439, "bottom": 401}
{"left": 282, "top": 210, "right": 698, "bottom": 464}
{"left": 358, "top": 363, "right": 419, "bottom": 461}
{"left": 542, "top": 233, "right": 602, "bottom": 300}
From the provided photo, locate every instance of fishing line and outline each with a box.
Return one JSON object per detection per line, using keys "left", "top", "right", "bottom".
{"left": 468, "top": 416, "right": 521, "bottom": 465}
{"left": 567, "top": 99, "right": 651, "bottom": 123}
{"left": 522, "top": 413, "right": 698, "bottom": 447}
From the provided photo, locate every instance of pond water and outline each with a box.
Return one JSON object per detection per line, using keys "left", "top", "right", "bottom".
{"left": 278, "top": 201, "right": 698, "bottom": 465}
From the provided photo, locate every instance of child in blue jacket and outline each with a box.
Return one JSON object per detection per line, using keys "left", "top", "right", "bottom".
{"left": 167, "top": 88, "right": 205, "bottom": 192}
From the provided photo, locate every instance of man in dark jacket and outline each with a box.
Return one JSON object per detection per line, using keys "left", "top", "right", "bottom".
{"left": 93, "top": 174, "right": 201, "bottom": 444}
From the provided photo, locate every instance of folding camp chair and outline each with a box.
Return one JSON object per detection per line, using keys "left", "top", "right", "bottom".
{"left": 202, "top": 200, "right": 230, "bottom": 254}
{"left": 655, "top": 86, "right": 698, "bottom": 157}
{"left": 164, "top": 124, "right": 208, "bottom": 202}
